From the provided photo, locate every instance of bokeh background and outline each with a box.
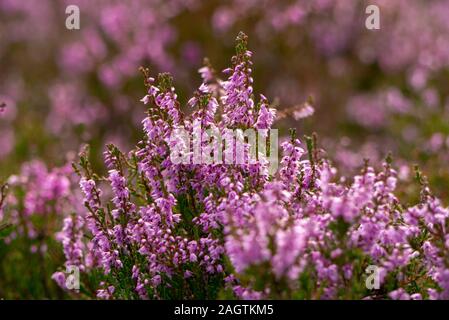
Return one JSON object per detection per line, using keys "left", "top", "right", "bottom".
{"left": 1, "top": 0, "right": 449, "bottom": 298}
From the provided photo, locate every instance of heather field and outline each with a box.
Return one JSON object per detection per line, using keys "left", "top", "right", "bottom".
{"left": 1, "top": 0, "right": 449, "bottom": 301}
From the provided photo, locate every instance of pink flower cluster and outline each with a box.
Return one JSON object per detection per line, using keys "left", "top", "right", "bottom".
{"left": 2, "top": 160, "right": 79, "bottom": 252}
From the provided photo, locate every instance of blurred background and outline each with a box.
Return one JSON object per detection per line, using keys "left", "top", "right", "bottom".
{"left": 1, "top": 0, "right": 449, "bottom": 213}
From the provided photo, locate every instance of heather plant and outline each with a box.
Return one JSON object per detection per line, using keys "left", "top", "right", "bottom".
{"left": 53, "top": 32, "right": 262, "bottom": 299}
{"left": 48, "top": 34, "right": 449, "bottom": 300}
